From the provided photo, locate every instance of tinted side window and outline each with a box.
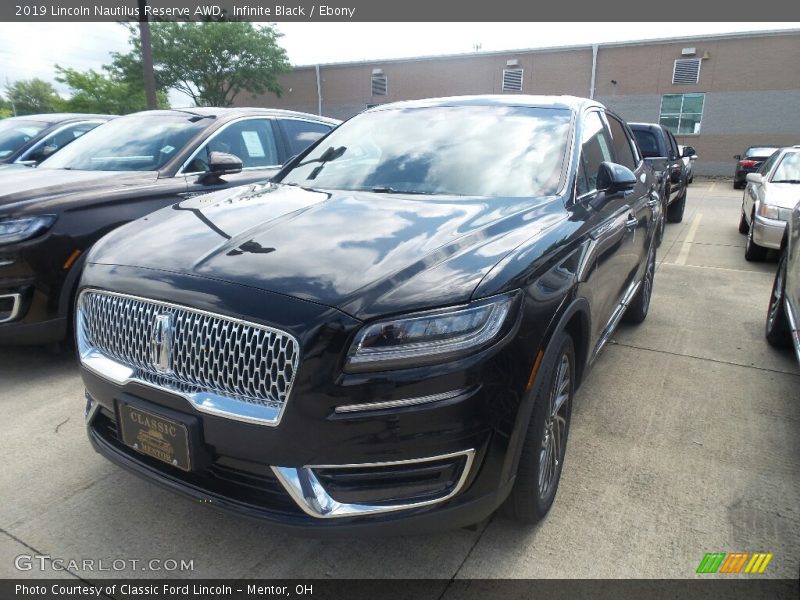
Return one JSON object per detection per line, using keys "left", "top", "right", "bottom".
{"left": 186, "top": 119, "right": 279, "bottom": 172}
{"left": 632, "top": 129, "right": 660, "bottom": 158}
{"left": 666, "top": 130, "right": 679, "bottom": 159}
{"left": 281, "top": 119, "right": 332, "bottom": 156}
{"left": 759, "top": 151, "right": 781, "bottom": 175}
{"left": 577, "top": 111, "right": 614, "bottom": 196}
{"left": 606, "top": 115, "right": 638, "bottom": 170}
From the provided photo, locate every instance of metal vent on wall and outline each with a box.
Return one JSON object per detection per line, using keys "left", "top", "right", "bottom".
{"left": 502, "top": 68, "right": 523, "bottom": 92}
{"left": 672, "top": 58, "right": 701, "bottom": 85}
{"left": 371, "top": 74, "right": 387, "bottom": 96}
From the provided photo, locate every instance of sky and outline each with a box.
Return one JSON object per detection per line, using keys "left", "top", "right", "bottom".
{"left": 0, "top": 22, "right": 798, "bottom": 106}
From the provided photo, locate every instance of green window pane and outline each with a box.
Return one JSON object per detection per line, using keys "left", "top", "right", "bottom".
{"left": 682, "top": 93, "right": 705, "bottom": 114}
{"left": 678, "top": 114, "right": 702, "bottom": 134}
{"left": 660, "top": 116, "right": 680, "bottom": 131}
{"left": 660, "top": 95, "right": 683, "bottom": 114}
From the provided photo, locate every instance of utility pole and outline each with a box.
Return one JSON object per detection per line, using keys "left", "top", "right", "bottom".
{"left": 138, "top": 0, "right": 157, "bottom": 110}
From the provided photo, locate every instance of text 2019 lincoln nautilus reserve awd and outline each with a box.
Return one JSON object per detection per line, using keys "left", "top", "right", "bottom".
{"left": 76, "top": 95, "right": 660, "bottom": 534}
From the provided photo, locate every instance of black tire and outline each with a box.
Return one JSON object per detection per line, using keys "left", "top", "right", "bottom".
{"left": 624, "top": 243, "right": 656, "bottom": 324}
{"left": 501, "top": 331, "right": 574, "bottom": 524}
{"left": 688, "top": 175, "right": 694, "bottom": 184}
{"left": 744, "top": 213, "right": 767, "bottom": 261}
{"left": 733, "top": 181, "right": 743, "bottom": 190}
{"left": 738, "top": 211, "right": 749, "bottom": 234}
{"left": 655, "top": 197, "right": 666, "bottom": 247}
{"left": 667, "top": 188, "right": 686, "bottom": 223}
{"left": 766, "top": 250, "right": 792, "bottom": 348}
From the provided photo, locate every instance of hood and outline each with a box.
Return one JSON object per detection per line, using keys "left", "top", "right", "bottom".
{"left": 89, "top": 182, "right": 564, "bottom": 319}
{"left": 0, "top": 168, "right": 158, "bottom": 215}
{"left": 765, "top": 182, "right": 800, "bottom": 209}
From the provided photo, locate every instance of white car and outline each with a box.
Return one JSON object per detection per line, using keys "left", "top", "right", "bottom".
{"left": 678, "top": 145, "right": 697, "bottom": 184}
{"left": 740, "top": 146, "right": 800, "bottom": 261}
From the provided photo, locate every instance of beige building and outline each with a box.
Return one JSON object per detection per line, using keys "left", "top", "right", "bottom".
{"left": 239, "top": 29, "right": 800, "bottom": 176}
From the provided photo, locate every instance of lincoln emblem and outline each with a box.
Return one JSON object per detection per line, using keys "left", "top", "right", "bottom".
{"left": 150, "top": 313, "right": 173, "bottom": 374}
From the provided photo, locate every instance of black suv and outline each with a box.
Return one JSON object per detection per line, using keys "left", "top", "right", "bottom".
{"left": 0, "top": 108, "right": 337, "bottom": 344}
{"left": 629, "top": 122, "right": 690, "bottom": 230}
{"left": 78, "top": 96, "right": 659, "bottom": 534}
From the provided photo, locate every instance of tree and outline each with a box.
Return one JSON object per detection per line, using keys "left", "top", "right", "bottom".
{"left": 0, "top": 93, "right": 11, "bottom": 118}
{"left": 4, "top": 79, "right": 63, "bottom": 115}
{"left": 55, "top": 66, "right": 169, "bottom": 115}
{"left": 112, "top": 21, "right": 291, "bottom": 107}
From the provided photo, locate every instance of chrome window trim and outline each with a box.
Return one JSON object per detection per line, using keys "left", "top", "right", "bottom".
{"left": 334, "top": 387, "right": 472, "bottom": 414}
{"left": 180, "top": 116, "right": 283, "bottom": 176}
{"left": 0, "top": 293, "right": 22, "bottom": 324}
{"left": 76, "top": 288, "right": 300, "bottom": 427}
{"left": 272, "top": 449, "right": 475, "bottom": 518}
{"left": 15, "top": 120, "right": 106, "bottom": 163}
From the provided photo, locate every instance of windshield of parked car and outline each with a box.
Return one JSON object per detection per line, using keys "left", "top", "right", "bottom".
{"left": 745, "top": 146, "right": 779, "bottom": 158}
{"left": 771, "top": 152, "right": 800, "bottom": 183}
{"left": 0, "top": 119, "right": 47, "bottom": 159}
{"left": 279, "top": 105, "right": 572, "bottom": 197}
{"left": 39, "top": 114, "right": 209, "bottom": 171}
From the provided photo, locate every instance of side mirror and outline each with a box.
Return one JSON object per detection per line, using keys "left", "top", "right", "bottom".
{"left": 682, "top": 146, "right": 696, "bottom": 158}
{"left": 745, "top": 172, "right": 763, "bottom": 185}
{"left": 208, "top": 151, "right": 243, "bottom": 175}
{"left": 734, "top": 154, "right": 741, "bottom": 160}
{"left": 597, "top": 161, "right": 636, "bottom": 194}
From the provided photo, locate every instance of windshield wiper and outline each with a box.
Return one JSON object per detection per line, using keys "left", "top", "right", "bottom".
{"left": 370, "top": 186, "right": 436, "bottom": 195}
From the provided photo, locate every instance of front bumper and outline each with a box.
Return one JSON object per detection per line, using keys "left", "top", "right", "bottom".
{"left": 752, "top": 215, "right": 786, "bottom": 250}
{"left": 78, "top": 264, "right": 534, "bottom": 533}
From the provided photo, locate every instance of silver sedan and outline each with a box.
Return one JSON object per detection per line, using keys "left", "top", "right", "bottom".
{"left": 739, "top": 146, "right": 800, "bottom": 261}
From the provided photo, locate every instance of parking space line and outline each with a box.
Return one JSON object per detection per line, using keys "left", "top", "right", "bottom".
{"left": 660, "top": 262, "right": 774, "bottom": 276}
{"left": 675, "top": 213, "right": 703, "bottom": 265}
{"left": 710, "top": 182, "right": 717, "bottom": 192}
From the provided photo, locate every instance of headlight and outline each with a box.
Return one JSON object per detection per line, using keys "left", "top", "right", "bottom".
{"left": 757, "top": 203, "right": 793, "bottom": 222}
{"left": 345, "top": 291, "right": 517, "bottom": 372}
{"left": 0, "top": 216, "right": 56, "bottom": 245}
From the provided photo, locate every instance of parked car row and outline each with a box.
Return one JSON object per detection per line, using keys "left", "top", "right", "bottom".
{"left": 1, "top": 96, "right": 699, "bottom": 533}
{"left": 0, "top": 107, "right": 338, "bottom": 344}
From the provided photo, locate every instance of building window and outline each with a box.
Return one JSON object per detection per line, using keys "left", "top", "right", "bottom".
{"left": 672, "top": 58, "right": 701, "bottom": 85}
{"left": 659, "top": 93, "right": 705, "bottom": 135}
{"left": 502, "top": 68, "right": 523, "bottom": 92}
{"left": 371, "top": 74, "right": 387, "bottom": 96}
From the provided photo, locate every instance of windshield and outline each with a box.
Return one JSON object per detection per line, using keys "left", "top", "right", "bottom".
{"left": 771, "top": 152, "right": 800, "bottom": 183}
{"left": 40, "top": 114, "right": 209, "bottom": 171}
{"left": 0, "top": 119, "right": 47, "bottom": 159}
{"left": 745, "top": 146, "right": 779, "bottom": 158}
{"left": 279, "top": 105, "right": 572, "bottom": 197}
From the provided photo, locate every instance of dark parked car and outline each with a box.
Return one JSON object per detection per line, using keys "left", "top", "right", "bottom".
{"left": 765, "top": 197, "right": 800, "bottom": 365}
{"left": 734, "top": 146, "right": 781, "bottom": 189}
{"left": 0, "top": 108, "right": 338, "bottom": 344}
{"left": 0, "top": 113, "right": 111, "bottom": 166}
{"left": 77, "top": 95, "right": 660, "bottom": 533}
{"left": 629, "top": 122, "right": 690, "bottom": 228}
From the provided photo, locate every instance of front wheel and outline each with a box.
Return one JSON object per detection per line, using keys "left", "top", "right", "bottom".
{"left": 744, "top": 214, "right": 767, "bottom": 261}
{"left": 667, "top": 188, "right": 686, "bottom": 223}
{"left": 766, "top": 250, "right": 792, "bottom": 347}
{"left": 501, "top": 331, "right": 574, "bottom": 524}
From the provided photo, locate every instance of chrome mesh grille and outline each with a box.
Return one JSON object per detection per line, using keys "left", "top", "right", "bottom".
{"left": 78, "top": 291, "right": 299, "bottom": 409}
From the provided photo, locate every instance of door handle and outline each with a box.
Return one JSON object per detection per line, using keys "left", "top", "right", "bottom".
{"left": 646, "top": 196, "right": 658, "bottom": 208}
{"left": 625, "top": 216, "right": 638, "bottom": 229}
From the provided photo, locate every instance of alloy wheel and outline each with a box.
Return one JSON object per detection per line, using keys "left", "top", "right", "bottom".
{"left": 539, "top": 353, "right": 571, "bottom": 498}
